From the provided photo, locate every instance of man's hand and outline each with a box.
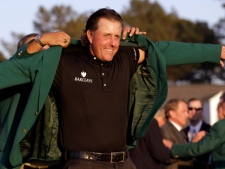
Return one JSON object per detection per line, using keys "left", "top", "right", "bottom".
{"left": 163, "top": 139, "right": 173, "bottom": 149}
{"left": 192, "top": 131, "right": 207, "bottom": 142}
{"left": 121, "top": 26, "right": 147, "bottom": 64}
{"left": 27, "top": 31, "right": 71, "bottom": 54}
{"left": 122, "top": 26, "right": 147, "bottom": 39}
{"left": 220, "top": 59, "right": 225, "bottom": 67}
{"left": 41, "top": 31, "right": 71, "bottom": 48}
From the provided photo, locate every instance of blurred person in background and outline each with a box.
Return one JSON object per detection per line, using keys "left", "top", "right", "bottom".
{"left": 160, "top": 98, "right": 193, "bottom": 169}
{"left": 182, "top": 98, "right": 211, "bottom": 169}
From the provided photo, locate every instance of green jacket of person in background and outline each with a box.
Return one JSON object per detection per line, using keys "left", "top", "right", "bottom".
{"left": 172, "top": 119, "right": 225, "bottom": 169}
{"left": 0, "top": 34, "right": 221, "bottom": 169}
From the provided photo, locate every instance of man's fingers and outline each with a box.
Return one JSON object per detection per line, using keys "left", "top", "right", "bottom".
{"left": 121, "top": 26, "right": 147, "bottom": 39}
{"left": 220, "top": 60, "right": 224, "bottom": 67}
{"left": 138, "top": 31, "right": 147, "bottom": 35}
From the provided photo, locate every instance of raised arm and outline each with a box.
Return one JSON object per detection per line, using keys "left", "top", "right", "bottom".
{"left": 26, "top": 31, "right": 71, "bottom": 54}
{"left": 121, "top": 26, "right": 147, "bottom": 64}
{"left": 153, "top": 41, "right": 223, "bottom": 66}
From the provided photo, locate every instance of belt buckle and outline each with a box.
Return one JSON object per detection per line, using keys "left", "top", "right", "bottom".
{"left": 110, "top": 151, "right": 125, "bottom": 163}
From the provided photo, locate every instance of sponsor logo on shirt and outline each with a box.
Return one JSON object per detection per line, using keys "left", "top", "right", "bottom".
{"left": 74, "top": 71, "right": 93, "bottom": 83}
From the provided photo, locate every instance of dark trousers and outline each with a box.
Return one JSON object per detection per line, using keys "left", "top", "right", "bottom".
{"left": 63, "top": 157, "right": 136, "bottom": 169}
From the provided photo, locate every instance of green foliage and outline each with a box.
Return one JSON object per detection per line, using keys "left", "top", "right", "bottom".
{"left": 213, "top": 1, "right": 225, "bottom": 43}
{"left": 121, "top": 0, "right": 179, "bottom": 41}
{"left": 33, "top": 5, "right": 89, "bottom": 39}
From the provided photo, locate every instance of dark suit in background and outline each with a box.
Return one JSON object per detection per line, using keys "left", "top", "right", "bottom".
{"left": 183, "top": 121, "right": 211, "bottom": 169}
{"left": 129, "top": 118, "right": 170, "bottom": 169}
{"left": 161, "top": 121, "right": 193, "bottom": 169}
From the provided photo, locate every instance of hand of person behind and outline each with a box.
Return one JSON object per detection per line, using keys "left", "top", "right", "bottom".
{"left": 41, "top": 31, "right": 71, "bottom": 48}
{"left": 192, "top": 131, "right": 207, "bottom": 142}
{"left": 163, "top": 139, "right": 173, "bottom": 149}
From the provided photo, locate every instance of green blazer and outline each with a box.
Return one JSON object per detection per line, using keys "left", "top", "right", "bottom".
{"left": 0, "top": 35, "right": 221, "bottom": 169}
{"left": 172, "top": 119, "right": 225, "bottom": 169}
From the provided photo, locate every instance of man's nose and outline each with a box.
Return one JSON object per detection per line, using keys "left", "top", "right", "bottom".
{"left": 109, "top": 37, "right": 118, "bottom": 46}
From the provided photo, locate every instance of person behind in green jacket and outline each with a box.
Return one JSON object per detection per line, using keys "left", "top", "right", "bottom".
{"left": 16, "top": 33, "right": 65, "bottom": 169}
{"left": 0, "top": 33, "right": 66, "bottom": 169}
{"left": 1, "top": 7, "right": 225, "bottom": 169}
{"left": 163, "top": 92, "right": 225, "bottom": 169}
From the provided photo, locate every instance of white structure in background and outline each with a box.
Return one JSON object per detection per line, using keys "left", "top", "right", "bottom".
{"left": 203, "top": 90, "right": 224, "bottom": 125}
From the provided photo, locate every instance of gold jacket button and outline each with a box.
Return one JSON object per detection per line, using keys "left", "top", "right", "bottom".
{"left": 18, "top": 51, "right": 22, "bottom": 56}
{"left": 35, "top": 112, "right": 38, "bottom": 116}
{"left": 23, "top": 129, "right": 27, "bottom": 133}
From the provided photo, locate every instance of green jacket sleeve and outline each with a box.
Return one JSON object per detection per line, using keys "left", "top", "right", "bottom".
{"left": 171, "top": 119, "right": 225, "bottom": 158}
{"left": 0, "top": 46, "right": 62, "bottom": 168}
{"left": 0, "top": 51, "right": 44, "bottom": 89}
{"left": 153, "top": 41, "right": 221, "bottom": 65}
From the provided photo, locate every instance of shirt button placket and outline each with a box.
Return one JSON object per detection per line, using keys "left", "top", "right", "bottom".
{"left": 101, "top": 64, "right": 108, "bottom": 93}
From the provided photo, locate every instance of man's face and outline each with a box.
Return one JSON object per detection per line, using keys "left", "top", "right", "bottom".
{"left": 87, "top": 18, "right": 122, "bottom": 62}
{"left": 188, "top": 100, "right": 203, "bottom": 122}
{"left": 171, "top": 101, "right": 189, "bottom": 127}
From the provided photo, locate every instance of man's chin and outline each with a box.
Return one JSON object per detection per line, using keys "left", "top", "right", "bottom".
{"left": 103, "top": 56, "right": 114, "bottom": 62}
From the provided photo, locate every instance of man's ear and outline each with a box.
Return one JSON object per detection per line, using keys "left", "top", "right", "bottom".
{"left": 87, "top": 30, "right": 93, "bottom": 44}
{"left": 169, "top": 110, "right": 176, "bottom": 118}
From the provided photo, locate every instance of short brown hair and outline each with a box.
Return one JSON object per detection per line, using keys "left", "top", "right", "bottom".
{"left": 80, "top": 7, "right": 124, "bottom": 46}
{"left": 164, "top": 98, "right": 186, "bottom": 119}
{"left": 17, "top": 33, "right": 38, "bottom": 49}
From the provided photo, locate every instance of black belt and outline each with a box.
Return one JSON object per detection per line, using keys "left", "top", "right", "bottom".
{"left": 65, "top": 150, "right": 129, "bottom": 163}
